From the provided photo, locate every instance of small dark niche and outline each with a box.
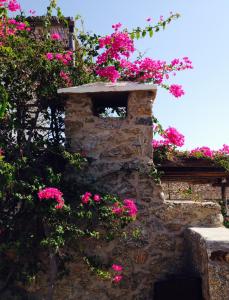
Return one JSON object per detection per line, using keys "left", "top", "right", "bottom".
{"left": 154, "top": 276, "right": 203, "bottom": 300}
{"left": 91, "top": 92, "right": 128, "bottom": 119}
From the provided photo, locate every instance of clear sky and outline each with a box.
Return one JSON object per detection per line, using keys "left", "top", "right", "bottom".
{"left": 18, "top": 0, "right": 229, "bottom": 150}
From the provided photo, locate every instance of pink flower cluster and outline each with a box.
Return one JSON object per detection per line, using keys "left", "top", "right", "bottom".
{"left": 190, "top": 146, "right": 213, "bottom": 158}
{"left": 189, "top": 144, "right": 229, "bottom": 159}
{"left": 0, "top": 0, "right": 20, "bottom": 11}
{"left": 112, "top": 22, "right": 122, "bottom": 32}
{"left": 38, "top": 187, "right": 65, "bottom": 209}
{"left": 60, "top": 71, "right": 72, "bottom": 87}
{"left": 96, "top": 24, "right": 135, "bottom": 82}
{"left": 112, "top": 264, "right": 123, "bottom": 283}
{"left": 45, "top": 51, "right": 73, "bottom": 86}
{"left": 95, "top": 23, "right": 193, "bottom": 98}
{"left": 98, "top": 28, "right": 134, "bottom": 61}
{"left": 29, "top": 9, "right": 36, "bottom": 15}
{"left": 45, "top": 51, "right": 73, "bottom": 65}
{"left": 51, "top": 33, "right": 61, "bottom": 40}
{"left": 120, "top": 56, "right": 192, "bottom": 86}
{"left": 169, "top": 84, "right": 184, "bottom": 98}
{"left": 96, "top": 66, "right": 120, "bottom": 83}
{"left": 8, "top": 19, "right": 30, "bottom": 30}
{"left": 126, "top": 58, "right": 167, "bottom": 83}
{"left": 81, "top": 192, "right": 101, "bottom": 204}
{"left": 153, "top": 124, "right": 229, "bottom": 160}
{"left": 112, "top": 199, "right": 138, "bottom": 218}
{"left": 163, "top": 127, "right": 185, "bottom": 147}
{"left": 219, "top": 144, "right": 229, "bottom": 155}
{"left": 123, "top": 199, "right": 138, "bottom": 217}
{"left": 9, "top": 0, "right": 20, "bottom": 11}
{"left": 153, "top": 126, "right": 185, "bottom": 149}
{"left": 0, "top": 19, "right": 30, "bottom": 38}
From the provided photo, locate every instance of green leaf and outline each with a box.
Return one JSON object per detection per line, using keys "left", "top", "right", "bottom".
{"left": 57, "top": 7, "right": 62, "bottom": 18}
{"left": 149, "top": 28, "right": 154, "bottom": 38}
{"left": 142, "top": 30, "right": 146, "bottom": 38}
{"left": 130, "top": 32, "right": 135, "bottom": 39}
{"left": 136, "top": 30, "right": 140, "bottom": 39}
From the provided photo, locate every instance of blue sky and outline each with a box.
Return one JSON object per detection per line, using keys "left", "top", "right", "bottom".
{"left": 19, "top": 0, "right": 229, "bottom": 149}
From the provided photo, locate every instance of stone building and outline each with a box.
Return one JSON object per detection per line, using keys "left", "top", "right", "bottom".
{"left": 52, "top": 82, "right": 229, "bottom": 300}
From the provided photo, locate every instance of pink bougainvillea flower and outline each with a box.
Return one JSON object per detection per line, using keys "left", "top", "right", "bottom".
{"left": 113, "top": 275, "right": 123, "bottom": 283}
{"left": 55, "top": 198, "right": 65, "bottom": 209}
{"left": 16, "top": 22, "right": 26, "bottom": 31}
{"left": 55, "top": 53, "right": 63, "bottom": 60}
{"left": 97, "top": 29, "right": 134, "bottom": 61}
{"left": 112, "top": 203, "right": 123, "bottom": 215}
{"left": 8, "top": 19, "right": 17, "bottom": 25}
{"left": 45, "top": 52, "right": 53, "bottom": 60}
{"left": 8, "top": 0, "right": 21, "bottom": 12}
{"left": 51, "top": 33, "right": 61, "bottom": 40}
{"left": 123, "top": 199, "right": 138, "bottom": 218}
{"left": 38, "top": 187, "right": 63, "bottom": 201}
{"left": 93, "top": 194, "right": 101, "bottom": 202}
{"left": 146, "top": 17, "right": 152, "bottom": 22}
{"left": 59, "top": 71, "right": 72, "bottom": 86}
{"left": 62, "top": 59, "right": 68, "bottom": 65}
{"left": 169, "top": 84, "right": 185, "bottom": 98}
{"left": 38, "top": 187, "right": 65, "bottom": 209}
{"left": 59, "top": 70, "right": 68, "bottom": 79}
{"left": 81, "top": 192, "right": 92, "bottom": 204}
{"left": 219, "top": 144, "right": 229, "bottom": 155}
{"left": 112, "top": 22, "right": 122, "bottom": 32}
{"left": 29, "top": 9, "right": 36, "bottom": 15}
{"left": 190, "top": 146, "right": 214, "bottom": 158}
{"left": 96, "top": 66, "right": 120, "bottom": 83}
{"left": 163, "top": 127, "right": 185, "bottom": 147}
{"left": 112, "top": 264, "right": 123, "bottom": 272}
{"left": 152, "top": 139, "right": 169, "bottom": 148}
{"left": 64, "top": 53, "right": 73, "bottom": 62}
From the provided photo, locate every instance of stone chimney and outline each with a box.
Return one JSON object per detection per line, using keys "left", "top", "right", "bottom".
{"left": 58, "top": 82, "right": 157, "bottom": 197}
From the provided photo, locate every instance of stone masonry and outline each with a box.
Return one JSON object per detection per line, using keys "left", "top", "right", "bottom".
{"left": 33, "top": 82, "right": 224, "bottom": 300}
{"left": 162, "top": 182, "right": 229, "bottom": 202}
{"left": 186, "top": 227, "right": 229, "bottom": 300}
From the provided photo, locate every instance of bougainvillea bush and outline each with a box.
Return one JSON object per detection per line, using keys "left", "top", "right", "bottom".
{"left": 152, "top": 118, "right": 229, "bottom": 170}
{"left": 0, "top": 0, "right": 193, "bottom": 295}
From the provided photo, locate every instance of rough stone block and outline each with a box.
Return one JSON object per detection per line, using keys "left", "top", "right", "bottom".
{"left": 186, "top": 227, "right": 229, "bottom": 300}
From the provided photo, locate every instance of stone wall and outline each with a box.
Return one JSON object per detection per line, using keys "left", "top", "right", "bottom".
{"left": 27, "top": 85, "right": 224, "bottom": 300}
{"left": 162, "top": 182, "right": 227, "bottom": 202}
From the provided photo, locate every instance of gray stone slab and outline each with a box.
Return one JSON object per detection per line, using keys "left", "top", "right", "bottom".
{"left": 189, "top": 227, "right": 229, "bottom": 249}
{"left": 58, "top": 81, "right": 157, "bottom": 94}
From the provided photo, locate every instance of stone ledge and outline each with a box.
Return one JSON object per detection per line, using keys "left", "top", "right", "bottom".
{"left": 188, "top": 227, "right": 229, "bottom": 250}
{"left": 58, "top": 81, "right": 157, "bottom": 94}
{"left": 186, "top": 227, "right": 229, "bottom": 300}
{"left": 164, "top": 200, "right": 220, "bottom": 207}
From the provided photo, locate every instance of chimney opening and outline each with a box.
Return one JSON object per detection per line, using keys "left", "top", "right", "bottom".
{"left": 91, "top": 92, "right": 128, "bottom": 119}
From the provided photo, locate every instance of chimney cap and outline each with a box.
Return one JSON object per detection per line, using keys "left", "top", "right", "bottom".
{"left": 58, "top": 81, "right": 157, "bottom": 95}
